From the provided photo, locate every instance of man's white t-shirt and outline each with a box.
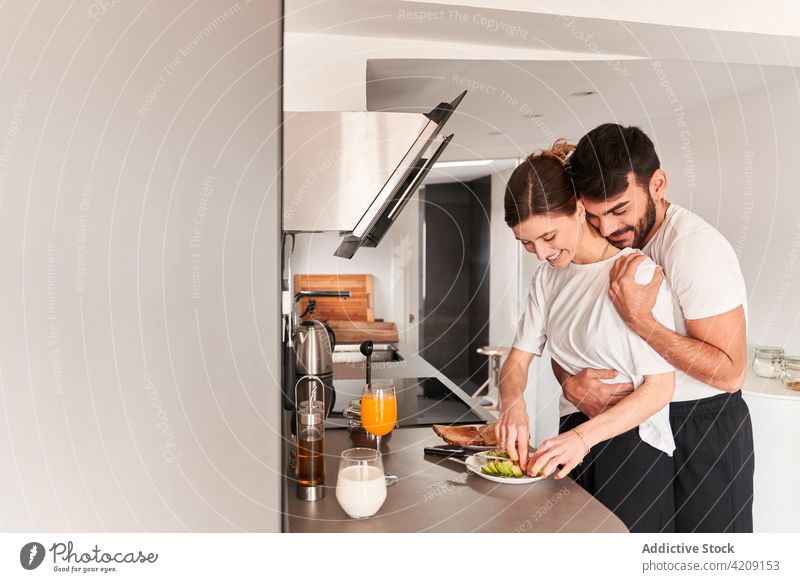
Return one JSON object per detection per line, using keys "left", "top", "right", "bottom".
{"left": 512, "top": 247, "right": 676, "bottom": 455}
{"left": 642, "top": 203, "right": 748, "bottom": 401}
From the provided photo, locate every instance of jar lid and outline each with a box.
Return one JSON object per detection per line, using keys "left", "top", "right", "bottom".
{"left": 755, "top": 346, "right": 784, "bottom": 356}
{"left": 784, "top": 356, "right": 800, "bottom": 370}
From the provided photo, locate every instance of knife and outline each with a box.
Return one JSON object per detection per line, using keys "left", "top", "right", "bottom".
{"left": 423, "top": 446, "right": 471, "bottom": 459}
{"left": 423, "top": 446, "right": 511, "bottom": 463}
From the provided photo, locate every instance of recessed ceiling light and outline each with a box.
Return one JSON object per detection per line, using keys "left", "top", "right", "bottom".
{"left": 571, "top": 90, "right": 597, "bottom": 97}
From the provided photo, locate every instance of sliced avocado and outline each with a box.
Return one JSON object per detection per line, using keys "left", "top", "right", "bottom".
{"left": 511, "top": 464, "right": 524, "bottom": 478}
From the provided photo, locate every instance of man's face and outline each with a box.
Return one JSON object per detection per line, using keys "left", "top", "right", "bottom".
{"left": 581, "top": 172, "right": 657, "bottom": 249}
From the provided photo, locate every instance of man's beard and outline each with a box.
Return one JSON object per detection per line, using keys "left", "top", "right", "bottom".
{"left": 607, "top": 193, "right": 657, "bottom": 249}
{"left": 632, "top": 193, "right": 657, "bottom": 248}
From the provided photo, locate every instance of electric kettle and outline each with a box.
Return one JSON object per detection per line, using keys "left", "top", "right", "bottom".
{"left": 293, "top": 320, "right": 336, "bottom": 418}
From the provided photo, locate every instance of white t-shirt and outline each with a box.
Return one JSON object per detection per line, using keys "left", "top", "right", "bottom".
{"left": 513, "top": 247, "right": 676, "bottom": 455}
{"left": 642, "top": 203, "right": 748, "bottom": 402}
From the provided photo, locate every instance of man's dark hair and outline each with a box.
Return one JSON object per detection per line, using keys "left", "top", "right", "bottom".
{"left": 567, "top": 124, "right": 660, "bottom": 202}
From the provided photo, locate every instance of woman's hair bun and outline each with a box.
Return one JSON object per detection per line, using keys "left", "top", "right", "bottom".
{"left": 528, "top": 138, "right": 575, "bottom": 166}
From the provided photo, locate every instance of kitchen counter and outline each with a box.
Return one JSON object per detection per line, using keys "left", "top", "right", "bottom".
{"left": 283, "top": 426, "right": 628, "bottom": 533}
{"left": 741, "top": 366, "right": 800, "bottom": 400}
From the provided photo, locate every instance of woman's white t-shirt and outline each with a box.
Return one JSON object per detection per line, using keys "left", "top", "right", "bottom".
{"left": 512, "top": 247, "right": 677, "bottom": 455}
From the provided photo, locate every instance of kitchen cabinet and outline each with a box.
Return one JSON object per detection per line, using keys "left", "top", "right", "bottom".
{"left": 742, "top": 367, "right": 800, "bottom": 532}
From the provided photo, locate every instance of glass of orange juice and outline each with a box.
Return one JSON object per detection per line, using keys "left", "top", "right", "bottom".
{"left": 361, "top": 382, "right": 397, "bottom": 450}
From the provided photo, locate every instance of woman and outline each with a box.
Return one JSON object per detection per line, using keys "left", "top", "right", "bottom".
{"left": 496, "top": 140, "right": 677, "bottom": 532}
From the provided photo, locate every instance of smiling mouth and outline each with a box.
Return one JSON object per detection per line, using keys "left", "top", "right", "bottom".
{"left": 546, "top": 250, "right": 562, "bottom": 263}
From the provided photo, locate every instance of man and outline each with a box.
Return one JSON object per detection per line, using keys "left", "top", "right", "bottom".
{"left": 555, "top": 123, "right": 753, "bottom": 532}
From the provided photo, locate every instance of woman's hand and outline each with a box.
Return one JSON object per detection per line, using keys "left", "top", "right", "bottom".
{"left": 495, "top": 398, "right": 531, "bottom": 468}
{"left": 526, "top": 429, "right": 588, "bottom": 479}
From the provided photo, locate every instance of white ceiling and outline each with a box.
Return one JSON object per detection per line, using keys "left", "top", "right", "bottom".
{"left": 286, "top": 0, "right": 800, "bottom": 66}
{"left": 284, "top": 0, "right": 800, "bottom": 160}
{"left": 366, "top": 58, "right": 797, "bottom": 160}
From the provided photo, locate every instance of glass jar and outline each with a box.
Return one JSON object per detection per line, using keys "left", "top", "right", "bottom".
{"left": 780, "top": 356, "right": 800, "bottom": 391}
{"left": 753, "top": 346, "right": 784, "bottom": 378}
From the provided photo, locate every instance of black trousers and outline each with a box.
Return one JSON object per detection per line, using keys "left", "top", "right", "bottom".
{"left": 669, "top": 390, "right": 754, "bottom": 532}
{"left": 560, "top": 413, "right": 675, "bottom": 533}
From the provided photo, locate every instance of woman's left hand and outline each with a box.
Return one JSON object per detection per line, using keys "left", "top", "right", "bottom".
{"left": 526, "top": 430, "right": 588, "bottom": 479}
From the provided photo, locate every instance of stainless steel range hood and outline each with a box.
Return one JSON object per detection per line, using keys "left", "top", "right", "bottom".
{"left": 282, "top": 92, "right": 465, "bottom": 258}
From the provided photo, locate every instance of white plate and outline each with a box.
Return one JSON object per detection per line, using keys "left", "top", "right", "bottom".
{"left": 465, "top": 452, "right": 545, "bottom": 485}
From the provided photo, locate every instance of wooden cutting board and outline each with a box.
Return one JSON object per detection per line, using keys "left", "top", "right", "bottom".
{"left": 327, "top": 320, "right": 399, "bottom": 344}
{"left": 294, "top": 274, "right": 374, "bottom": 322}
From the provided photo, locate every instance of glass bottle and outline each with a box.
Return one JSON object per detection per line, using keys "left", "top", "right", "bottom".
{"left": 296, "top": 402, "right": 325, "bottom": 501}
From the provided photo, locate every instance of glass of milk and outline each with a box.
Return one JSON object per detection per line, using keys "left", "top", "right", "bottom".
{"left": 335, "top": 448, "right": 387, "bottom": 519}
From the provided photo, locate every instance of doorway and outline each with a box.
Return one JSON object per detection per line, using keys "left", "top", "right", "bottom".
{"left": 419, "top": 176, "right": 491, "bottom": 396}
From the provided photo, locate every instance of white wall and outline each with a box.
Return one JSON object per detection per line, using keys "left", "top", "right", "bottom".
{"left": 642, "top": 75, "right": 800, "bottom": 353}
{"left": 488, "top": 167, "right": 519, "bottom": 348}
{"left": 0, "top": 1, "right": 281, "bottom": 532}
{"left": 291, "top": 233, "right": 394, "bottom": 326}
{"left": 290, "top": 193, "right": 422, "bottom": 348}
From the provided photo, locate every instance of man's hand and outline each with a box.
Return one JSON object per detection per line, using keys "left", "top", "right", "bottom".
{"left": 495, "top": 397, "right": 531, "bottom": 468}
{"left": 561, "top": 368, "right": 632, "bottom": 418}
{"left": 608, "top": 253, "right": 664, "bottom": 336}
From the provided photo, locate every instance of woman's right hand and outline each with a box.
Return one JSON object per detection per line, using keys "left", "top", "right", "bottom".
{"left": 495, "top": 397, "right": 531, "bottom": 468}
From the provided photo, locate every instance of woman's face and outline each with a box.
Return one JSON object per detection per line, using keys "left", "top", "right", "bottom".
{"left": 511, "top": 205, "right": 583, "bottom": 268}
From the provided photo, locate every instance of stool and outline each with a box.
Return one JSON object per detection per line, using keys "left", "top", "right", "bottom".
{"left": 473, "top": 346, "right": 510, "bottom": 410}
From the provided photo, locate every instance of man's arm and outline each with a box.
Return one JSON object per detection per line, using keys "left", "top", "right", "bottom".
{"left": 495, "top": 348, "right": 535, "bottom": 468}
{"left": 610, "top": 253, "right": 747, "bottom": 392}
{"left": 628, "top": 306, "right": 746, "bottom": 392}
{"left": 552, "top": 359, "right": 633, "bottom": 417}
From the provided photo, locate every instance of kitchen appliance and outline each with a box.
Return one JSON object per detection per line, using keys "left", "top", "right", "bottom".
{"left": 293, "top": 320, "right": 337, "bottom": 419}
{"left": 283, "top": 92, "right": 466, "bottom": 259}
